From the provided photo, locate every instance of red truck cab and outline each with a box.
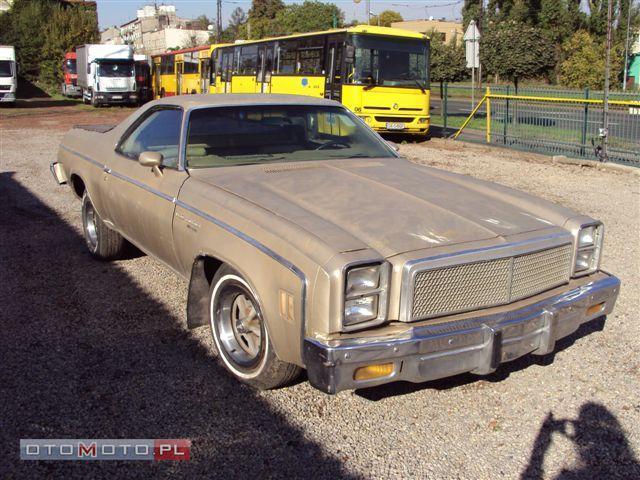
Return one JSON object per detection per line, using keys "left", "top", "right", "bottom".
{"left": 61, "top": 52, "right": 81, "bottom": 97}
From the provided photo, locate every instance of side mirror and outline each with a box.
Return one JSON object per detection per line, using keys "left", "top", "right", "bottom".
{"left": 345, "top": 45, "right": 355, "bottom": 64}
{"left": 138, "top": 151, "right": 162, "bottom": 167}
{"left": 139, "top": 151, "right": 164, "bottom": 176}
{"left": 386, "top": 141, "right": 400, "bottom": 152}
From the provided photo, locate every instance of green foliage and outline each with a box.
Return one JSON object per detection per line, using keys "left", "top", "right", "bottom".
{"left": 247, "top": 0, "right": 285, "bottom": 38}
{"left": 429, "top": 34, "right": 467, "bottom": 84}
{"left": 0, "top": 0, "right": 98, "bottom": 91}
{"left": 480, "top": 20, "right": 555, "bottom": 88}
{"left": 462, "top": 0, "right": 481, "bottom": 28}
{"left": 274, "top": 1, "right": 344, "bottom": 35}
{"left": 370, "top": 10, "right": 402, "bottom": 27}
{"left": 559, "top": 30, "right": 624, "bottom": 89}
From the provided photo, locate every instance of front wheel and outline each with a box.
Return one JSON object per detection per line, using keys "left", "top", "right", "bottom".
{"left": 82, "top": 194, "right": 126, "bottom": 260}
{"left": 208, "top": 265, "right": 301, "bottom": 390}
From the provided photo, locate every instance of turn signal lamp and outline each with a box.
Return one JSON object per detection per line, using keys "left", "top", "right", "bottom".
{"left": 353, "top": 363, "right": 394, "bottom": 381}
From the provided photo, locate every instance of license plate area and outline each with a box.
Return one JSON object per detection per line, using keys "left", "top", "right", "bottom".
{"left": 111, "top": 95, "right": 123, "bottom": 100}
{"left": 386, "top": 122, "right": 405, "bottom": 130}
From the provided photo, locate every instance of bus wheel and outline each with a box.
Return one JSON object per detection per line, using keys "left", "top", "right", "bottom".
{"left": 191, "top": 89, "right": 196, "bottom": 94}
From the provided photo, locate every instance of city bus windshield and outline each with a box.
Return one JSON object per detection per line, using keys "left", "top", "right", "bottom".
{"left": 349, "top": 35, "right": 428, "bottom": 88}
{"left": 98, "top": 60, "right": 134, "bottom": 77}
{"left": 0, "top": 60, "right": 13, "bottom": 77}
{"left": 186, "top": 105, "right": 396, "bottom": 168}
{"left": 64, "top": 59, "right": 77, "bottom": 74}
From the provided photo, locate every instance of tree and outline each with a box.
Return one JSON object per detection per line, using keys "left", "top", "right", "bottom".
{"left": 480, "top": 20, "right": 555, "bottom": 89}
{"left": 275, "top": 1, "right": 344, "bottom": 34}
{"left": 247, "top": 0, "right": 285, "bottom": 38}
{"left": 429, "top": 33, "right": 467, "bottom": 94}
{"left": 370, "top": 10, "right": 402, "bottom": 27}
{"left": 0, "top": 0, "right": 98, "bottom": 91}
{"left": 559, "top": 30, "right": 624, "bottom": 89}
{"left": 221, "top": 7, "right": 247, "bottom": 41}
{"left": 462, "top": 0, "right": 481, "bottom": 28}
{"left": 192, "top": 14, "right": 212, "bottom": 31}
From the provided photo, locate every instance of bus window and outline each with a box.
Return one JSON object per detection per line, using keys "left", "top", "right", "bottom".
{"left": 278, "top": 41, "right": 297, "bottom": 74}
{"left": 239, "top": 45, "right": 258, "bottom": 75}
{"left": 184, "top": 52, "right": 199, "bottom": 74}
{"left": 160, "top": 56, "right": 174, "bottom": 75}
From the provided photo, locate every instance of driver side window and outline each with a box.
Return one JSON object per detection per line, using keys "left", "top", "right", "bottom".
{"left": 119, "top": 108, "right": 183, "bottom": 168}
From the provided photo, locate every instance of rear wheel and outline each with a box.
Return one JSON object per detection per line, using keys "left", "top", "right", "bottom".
{"left": 208, "top": 265, "right": 301, "bottom": 390}
{"left": 82, "top": 194, "right": 126, "bottom": 260}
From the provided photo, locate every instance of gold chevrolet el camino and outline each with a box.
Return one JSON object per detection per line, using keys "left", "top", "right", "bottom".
{"left": 51, "top": 95, "right": 620, "bottom": 394}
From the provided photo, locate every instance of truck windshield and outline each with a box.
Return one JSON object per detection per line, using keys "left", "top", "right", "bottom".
{"left": 0, "top": 60, "right": 13, "bottom": 77}
{"left": 64, "top": 59, "right": 77, "bottom": 74}
{"left": 349, "top": 35, "right": 428, "bottom": 88}
{"left": 186, "top": 105, "right": 395, "bottom": 168}
{"left": 98, "top": 61, "right": 134, "bottom": 77}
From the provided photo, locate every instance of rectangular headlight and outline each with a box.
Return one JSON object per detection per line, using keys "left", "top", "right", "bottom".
{"left": 343, "top": 262, "right": 389, "bottom": 329}
{"left": 573, "top": 223, "right": 603, "bottom": 276}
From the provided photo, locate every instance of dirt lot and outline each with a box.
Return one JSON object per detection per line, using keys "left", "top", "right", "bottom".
{"left": 1, "top": 104, "right": 639, "bottom": 479}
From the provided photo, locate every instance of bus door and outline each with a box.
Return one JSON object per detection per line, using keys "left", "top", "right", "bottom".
{"left": 257, "top": 44, "right": 274, "bottom": 93}
{"left": 221, "top": 50, "right": 234, "bottom": 93}
{"left": 153, "top": 61, "right": 161, "bottom": 98}
{"left": 200, "top": 57, "right": 210, "bottom": 93}
{"left": 176, "top": 60, "right": 184, "bottom": 95}
{"left": 325, "top": 40, "right": 343, "bottom": 101}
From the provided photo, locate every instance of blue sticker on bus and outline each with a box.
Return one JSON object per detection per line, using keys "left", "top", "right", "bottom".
{"left": 301, "top": 78, "right": 308, "bottom": 86}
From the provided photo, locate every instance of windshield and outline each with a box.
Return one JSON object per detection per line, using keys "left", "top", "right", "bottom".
{"left": 186, "top": 105, "right": 395, "bottom": 168}
{"left": 349, "top": 35, "right": 428, "bottom": 88}
{"left": 98, "top": 61, "right": 134, "bottom": 77}
{"left": 64, "top": 59, "right": 77, "bottom": 74}
{"left": 0, "top": 60, "right": 14, "bottom": 78}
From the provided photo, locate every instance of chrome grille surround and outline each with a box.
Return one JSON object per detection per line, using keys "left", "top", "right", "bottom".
{"left": 399, "top": 234, "right": 574, "bottom": 322}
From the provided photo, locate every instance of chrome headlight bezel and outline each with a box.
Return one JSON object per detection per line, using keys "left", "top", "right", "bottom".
{"left": 342, "top": 261, "right": 390, "bottom": 331}
{"left": 572, "top": 222, "right": 604, "bottom": 277}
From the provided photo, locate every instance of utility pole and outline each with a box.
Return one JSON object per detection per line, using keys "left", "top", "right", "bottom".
{"left": 622, "top": 0, "right": 632, "bottom": 91}
{"left": 216, "top": 0, "right": 222, "bottom": 43}
{"left": 601, "top": 0, "right": 613, "bottom": 162}
{"left": 366, "top": 0, "right": 371, "bottom": 25}
{"left": 477, "top": 0, "right": 483, "bottom": 89}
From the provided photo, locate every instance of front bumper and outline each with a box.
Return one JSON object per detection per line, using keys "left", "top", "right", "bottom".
{"left": 304, "top": 272, "right": 620, "bottom": 394}
{"left": 0, "top": 92, "right": 16, "bottom": 102}
{"left": 360, "top": 115, "right": 430, "bottom": 135}
{"left": 93, "top": 92, "right": 138, "bottom": 105}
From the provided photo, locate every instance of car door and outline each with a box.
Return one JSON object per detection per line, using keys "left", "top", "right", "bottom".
{"left": 105, "top": 106, "right": 188, "bottom": 270}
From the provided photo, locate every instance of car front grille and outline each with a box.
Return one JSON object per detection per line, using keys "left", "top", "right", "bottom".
{"left": 375, "top": 116, "right": 415, "bottom": 123}
{"left": 410, "top": 244, "right": 573, "bottom": 321}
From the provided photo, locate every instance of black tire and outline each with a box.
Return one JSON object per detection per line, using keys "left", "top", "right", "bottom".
{"left": 90, "top": 93, "right": 99, "bottom": 107}
{"left": 81, "top": 194, "right": 126, "bottom": 260}
{"left": 208, "top": 265, "right": 301, "bottom": 390}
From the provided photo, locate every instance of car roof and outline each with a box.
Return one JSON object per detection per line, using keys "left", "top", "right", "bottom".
{"left": 148, "top": 94, "right": 341, "bottom": 110}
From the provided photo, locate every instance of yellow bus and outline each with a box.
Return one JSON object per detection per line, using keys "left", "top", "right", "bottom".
{"left": 209, "top": 26, "right": 430, "bottom": 135}
{"left": 152, "top": 44, "right": 228, "bottom": 97}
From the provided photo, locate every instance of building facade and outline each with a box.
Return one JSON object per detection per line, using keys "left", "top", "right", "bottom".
{"left": 391, "top": 19, "right": 463, "bottom": 44}
{"left": 100, "top": 4, "right": 210, "bottom": 55}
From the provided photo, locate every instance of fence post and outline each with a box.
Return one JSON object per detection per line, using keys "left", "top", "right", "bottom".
{"left": 443, "top": 83, "right": 448, "bottom": 133}
{"left": 486, "top": 86, "right": 491, "bottom": 143}
{"left": 503, "top": 85, "right": 510, "bottom": 145}
{"left": 581, "top": 87, "right": 590, "bottom": 157}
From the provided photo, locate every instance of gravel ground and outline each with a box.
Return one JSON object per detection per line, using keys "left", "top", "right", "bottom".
{"left": 1, "top": 108, "right": 639, "bottom": 479}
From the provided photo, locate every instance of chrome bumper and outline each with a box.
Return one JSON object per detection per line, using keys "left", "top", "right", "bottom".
{"left": 304, "top": 272, "right": 620, "bottom": 394}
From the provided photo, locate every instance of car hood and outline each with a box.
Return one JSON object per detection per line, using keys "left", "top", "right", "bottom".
{"left": 189, "top": 158, "right": 575, "bottom": 258}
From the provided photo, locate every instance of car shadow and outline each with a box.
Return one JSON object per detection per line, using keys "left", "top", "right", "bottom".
{"left": 356, "top": 317, "right": 606, "bottom": 402}
{"left": 520, "top": 403, "right": 640, "bottom": 479}
{"left": 0, "top": 171, "right": 357, "bottom": 478}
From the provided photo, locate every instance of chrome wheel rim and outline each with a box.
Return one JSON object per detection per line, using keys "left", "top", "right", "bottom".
{"left": 214, "top": 282, "right": 264, "bottom": 367}
{"left": 82, "top": 199, "right": 98, "bottom": 252}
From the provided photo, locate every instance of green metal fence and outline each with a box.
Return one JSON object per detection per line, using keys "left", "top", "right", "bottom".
{"left": 432, "top": 84, "right": 640, "bottom": 167}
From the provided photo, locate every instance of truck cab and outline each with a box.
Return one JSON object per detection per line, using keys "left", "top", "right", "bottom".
{"left": 0, "top": 45, "right": 17, "bottom": 104}
{"left": 77, "top": 44, "right": 138, "bottom": 107}
{"left": 61, "top": 52, "right": 81, "bottom": 97}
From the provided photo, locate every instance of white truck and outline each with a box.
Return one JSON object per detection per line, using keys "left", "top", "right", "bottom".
{"left": 0, "top": 46, "right": 17, "bottom": 105}
{"left": 76, "top": 44, "right": 137, "bottom": 107}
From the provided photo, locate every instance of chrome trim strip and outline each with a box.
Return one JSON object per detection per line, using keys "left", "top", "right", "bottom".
{"left": 399, "top": 233, "right": 574, "bottom": 323}
{"left": 61, "top": 144, "right": 309, "bottom": 362}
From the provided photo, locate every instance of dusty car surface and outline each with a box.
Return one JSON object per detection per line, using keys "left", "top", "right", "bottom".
{"left": 51, "top": 94, "right": 620, "bottom": 394}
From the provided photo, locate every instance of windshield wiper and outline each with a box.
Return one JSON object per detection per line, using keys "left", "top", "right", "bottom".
{"left": 413, "top": 80, "right": 426, "bottom": 92}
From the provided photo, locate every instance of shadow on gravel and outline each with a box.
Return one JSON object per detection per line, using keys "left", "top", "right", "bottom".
{"left": 356, "top": 317, "right": 607, "bottom": 402}
{"left": 0, "top": 172, "right": 356, "bottom": 479}
{"left": 521, "top": 403, "right": 640, "bottom": 479}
